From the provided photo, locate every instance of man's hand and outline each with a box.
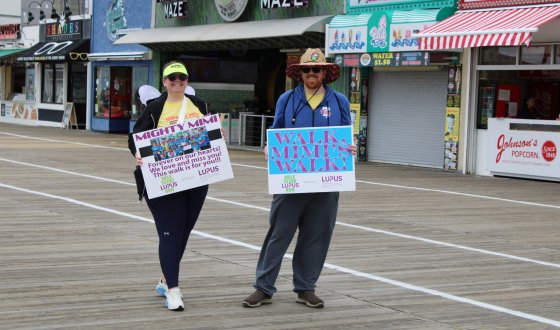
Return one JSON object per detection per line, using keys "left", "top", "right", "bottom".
{"left": 349, "top": 136, "right": 358, "bottom": 156}
{"left": 349, "top": 144, "right": 358, "bottom": 156}
{"left": 263, "top": 143, "right": 268, "bottom": 160}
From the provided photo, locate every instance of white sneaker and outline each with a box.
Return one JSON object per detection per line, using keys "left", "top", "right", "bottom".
{"left": 165, "top": 288, "right": 184, "bottom": 311}
{"left": 155, "top": 279, "right": 168, "bottom": 297}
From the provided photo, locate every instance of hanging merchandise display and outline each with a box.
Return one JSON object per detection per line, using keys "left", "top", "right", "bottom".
{"left": 443, "top": 65, "right": 461, "bottom": 171}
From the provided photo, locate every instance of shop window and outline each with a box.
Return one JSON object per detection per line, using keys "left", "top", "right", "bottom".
{"left": 182, "top": 58, "right": 257, "bottom": 84}
{"left": 477, "top": 83, "right": 496, "bottom": 129}
{"left": 131, "top": 66, "right": 149, "bottom": 120}
{"left": 25, "top": 67, "right": 35, "bottom": 102}
{"left": 70, "top": 63, "right": 87, "bottom": 103}
{"left": 95, "top": 66, "right": 110, "bottom": 118}
{"left": 111, "top": 67, "right": 132, "bottom": 118}
{"left": 477, "top": 70, "right": 560, "bottom": 128}
{"left": 6, "top": 66, "right": 26, "bottom": 101}
{"left": 11, "top": 67, "right": 25, "bottom": 95}
{"left": 556, "top": 45, "right": 560, "bottom": 64}
{"left": 41, "top": 63, "right": 64, "bottom": 104}
{"left": 520, "top": 45, "right": 552, "bottom": 65}
{"left": 94, "top": 66, "right": 132, "bottom": 119}
{"left": 479, "top": 47, "right": 517, "bottom": 65}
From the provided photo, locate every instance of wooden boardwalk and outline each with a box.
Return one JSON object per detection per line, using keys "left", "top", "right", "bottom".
{"left": 0, "top": 123, "right": 559, "bottom": 330}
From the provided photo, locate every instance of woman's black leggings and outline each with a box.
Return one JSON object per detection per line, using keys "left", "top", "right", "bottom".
{"left": 145, "top": 185, "right": 208, "bottom": 289}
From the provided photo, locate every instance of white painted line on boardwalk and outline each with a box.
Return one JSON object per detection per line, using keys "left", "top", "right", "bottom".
{"left": 0, "top": 157, "right": 133, "bottom": 186}
{"left": 338, "top": 222, "right": 560, "bottom": 269}
{"left": 0, "top": 132, "right": 126, "bottom": 151}
{"left": 322, "top": 261, "right": 560, "bottom": 328}
{"left": 1, "top": 131, "right": 559, "bottom": 209}
{"left": 0, "top": 156, "right": 559, "bottom": 269}
{"left": 0, "top": 181, "right": 559, "bottom": 328}
{"left": 355, "top": 180, "right": 560, "bottom": 209}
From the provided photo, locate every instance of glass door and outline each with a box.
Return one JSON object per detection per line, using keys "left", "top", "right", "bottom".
{"left": 69, "top": 63, "right": 87, "bottom": 127}
{"left": 478, "top": 84, "right": 495, "bottom": 129}
{"left": 110, "top": 67, "right": 132, "bottom": 118}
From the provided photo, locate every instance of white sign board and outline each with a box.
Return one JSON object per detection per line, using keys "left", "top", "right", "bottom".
{"left": 487, "top": 118, "right": 560, "bottom": 180}
{"left": 133, "top": 114, "right": 234, "bottom": 198}
{"left": 267, "top": 126, "right": 356, "bottom": 194}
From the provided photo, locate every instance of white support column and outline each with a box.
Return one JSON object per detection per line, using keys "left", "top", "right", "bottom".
{"left": 86, "top": 61, "right": 92, "bottom": 130}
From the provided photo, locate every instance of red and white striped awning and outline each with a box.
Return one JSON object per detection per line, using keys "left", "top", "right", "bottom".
{"left": 416, "top": 5, "right": 560, "bottom": 50}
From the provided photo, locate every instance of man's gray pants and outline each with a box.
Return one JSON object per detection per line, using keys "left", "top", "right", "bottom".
{"left": 254, "top": 192, "right": 339, "bottom": 296}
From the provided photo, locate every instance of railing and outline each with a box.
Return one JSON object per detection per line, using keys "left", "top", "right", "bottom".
{"left": 221, "top": 112, "right": 274, "bottom": 148}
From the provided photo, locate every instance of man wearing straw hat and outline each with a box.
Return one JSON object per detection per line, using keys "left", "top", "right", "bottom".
{"left": 243, "top": 48, "right": 355, "bottom": 309}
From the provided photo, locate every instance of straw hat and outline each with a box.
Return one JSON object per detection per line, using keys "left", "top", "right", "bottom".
{"left": 285, "top": 48, "right": 340, "bottom": 84}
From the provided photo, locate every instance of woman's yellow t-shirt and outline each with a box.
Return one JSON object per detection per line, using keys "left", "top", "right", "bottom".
{"left": 157, "top": 98, "right": 204, "bottom": 127}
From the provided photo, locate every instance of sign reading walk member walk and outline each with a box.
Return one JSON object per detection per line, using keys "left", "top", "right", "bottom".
{"left": 267, "top": 126, "right": 356, "bottom": 194}
{"left": 133, "top": 114, "right": 233, "bottom": 199}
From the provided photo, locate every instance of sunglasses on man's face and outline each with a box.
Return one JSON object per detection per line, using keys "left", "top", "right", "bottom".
{"left": 166, "top": 73, "right": 188, "bottom": 82}
{"left": 301, "top": 67, "right": 323, "bottom": 74}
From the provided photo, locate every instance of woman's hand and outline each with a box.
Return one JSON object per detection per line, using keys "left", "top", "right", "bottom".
{"left": 220, "top": 128, "right": 227, "bottom": 142}
{"left": 135, "top": 151, "right": 143, "bottom": 166}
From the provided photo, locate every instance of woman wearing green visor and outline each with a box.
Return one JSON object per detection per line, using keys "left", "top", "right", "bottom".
{"left": 128, "top": 61, "right": 209, "bottom": 312}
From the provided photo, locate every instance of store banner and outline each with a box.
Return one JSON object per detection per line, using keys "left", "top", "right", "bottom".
{"left": 0, "top": 102, "right": 38, "bottom": 120}
{"left": 267, "top": 126, "right": 356, "bottom": 194}
{"left": 335, "top": 52, "right": 429, "bottom": 67}
{"left": 488, "top": 118, "right": 560, "bottom": 180}
{"left": 444, "top": 107, "right": 460, "bottom": 171}
{"left": 328, "top": 8, "right": 454, "bottom": 53}
{"left": 350, "top": 103, "right": 361, "bottom": 135}
{"left": 327, "top": 14, "right": 370, "bottom": 54}
{"left": 0, "top": 24, "right": 19, "bottom": 40}
{"left": 443, "top": 65, "right": 462, "bottom": 171}
{"left": 133, "top": 114, "right": 234, "bottom": 199}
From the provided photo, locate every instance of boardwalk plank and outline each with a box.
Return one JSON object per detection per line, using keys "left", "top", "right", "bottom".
{"left": 0, "top": 124, "right": 559, "bottom": 329}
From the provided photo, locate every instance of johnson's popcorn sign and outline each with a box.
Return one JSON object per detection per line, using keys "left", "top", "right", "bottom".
{"left": 488, "top": 118, "right": 560, "bottom": 180}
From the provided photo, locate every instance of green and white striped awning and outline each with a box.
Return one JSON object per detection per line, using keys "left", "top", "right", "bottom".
{"left": 329, "top": 14, "right": 372, "bottom": 28}
{"left": 392, "top": 9, "right": 443, "bottom": 23}
{"left": 327, "top": 7, "right": 455, "bottom": 54}
{"left": 0, "top": 48, "right": 28, "bottom": 59}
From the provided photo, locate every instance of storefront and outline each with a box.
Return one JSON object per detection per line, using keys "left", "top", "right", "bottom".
{"left": 114, "top": 0, "right": 345, "bottom": 143}
{"left": 416, "top": 0, "right": 560, "bottom": 180}
{"left": 12, "top": 18, "right": 91, "bottom": 128}
{"left": 89, "top": 0, "right": 153, "bottom": 133}
{"left": 0, "top": 23, "right": 33, "bottom": 124}
{"left": 326, "top": 0, "right": 461, "bottom": 168}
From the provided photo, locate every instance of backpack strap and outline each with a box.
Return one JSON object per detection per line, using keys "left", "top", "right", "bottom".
{"left": 283, "top": 89, "right": 296, "bottom": 127}
{"left": 331, "top": 90, "right": 344, "bottom": 125}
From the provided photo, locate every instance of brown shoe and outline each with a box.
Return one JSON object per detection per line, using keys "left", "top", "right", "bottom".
{"left": 296, "top": 291, "right": 324, "bottom": 308}
{"left": 243, "top": 289, "right": 272, "bottom": 308}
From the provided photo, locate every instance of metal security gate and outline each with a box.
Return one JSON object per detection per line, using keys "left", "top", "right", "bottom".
{"left": 367, "top": 70, "right": 448, "bottom": 168}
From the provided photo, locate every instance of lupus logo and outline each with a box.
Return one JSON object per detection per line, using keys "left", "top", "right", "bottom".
{"left": 320, "top": 107, "right": 331, "bottom": 118}
{"left": 282, "top": 175, "right": 299, "bottom": 192}
{"left": 160, "top": 175, "right": 177, "bottom": 193}
{"left": 322, "top": 175, "right": 342, "bottom": 182}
